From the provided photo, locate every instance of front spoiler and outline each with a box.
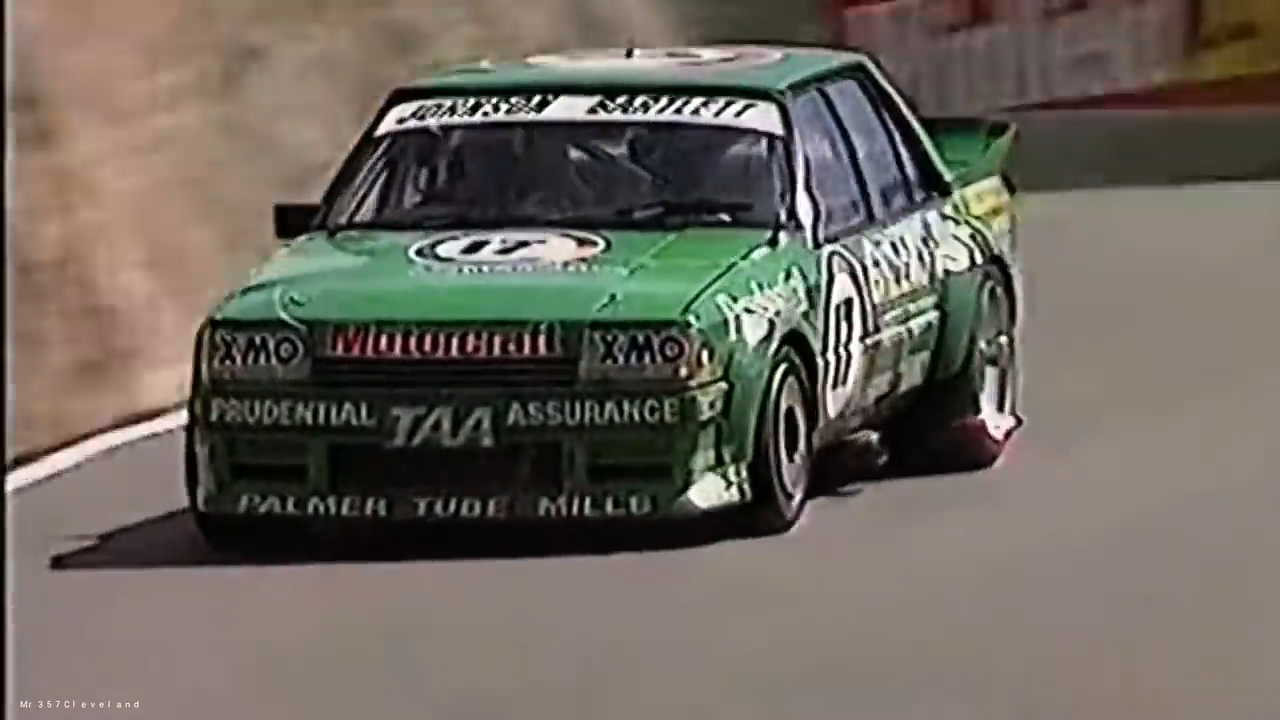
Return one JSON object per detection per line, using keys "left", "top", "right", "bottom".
{"left": 195, "top": 463, "right": 752, "bottom": 523}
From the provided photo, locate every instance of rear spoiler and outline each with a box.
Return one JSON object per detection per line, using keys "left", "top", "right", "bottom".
{"left": 920, "top": 117, "right": 1018, "bottom": 191}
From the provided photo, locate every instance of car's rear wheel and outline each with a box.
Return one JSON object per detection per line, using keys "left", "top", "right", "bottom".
{"left": 184, "top": 429, "right": 294, "bottom": 556}
{"left": 739, "top": 348, "right": 815, "bottom": 537}
{"left": 882, "top": 268, "right": 1021, "bottom": 474}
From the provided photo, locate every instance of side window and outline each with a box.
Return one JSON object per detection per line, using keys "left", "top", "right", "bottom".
{"left": 822, "top": 78, "right": 911, "bottom": 219}
{"left": 855, "top": 73, "right": 933, "bottom": 202}
{"left": 788, "top": 91, "right": 868, "bottom": 239}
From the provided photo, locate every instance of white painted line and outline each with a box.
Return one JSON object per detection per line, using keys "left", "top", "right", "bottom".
{"left": 5, "top": 410, "right": 187, "bottom": 494}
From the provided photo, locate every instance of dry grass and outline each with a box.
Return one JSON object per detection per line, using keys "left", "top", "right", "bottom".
{"left": 6, "top": 0, "right": 693, "bottom": 462}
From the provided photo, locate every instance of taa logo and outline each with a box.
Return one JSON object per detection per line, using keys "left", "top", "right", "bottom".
{"left": 211, "top": 330, "right": 305, "bottom": 370}
{"left": 387, "top": 405, "right": 496, "bottom": 448}
{"left": 594, "top": 330, "right": 689, "bottom": 366}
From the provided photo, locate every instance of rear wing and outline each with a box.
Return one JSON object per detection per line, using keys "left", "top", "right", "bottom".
{"left": 920, "top": 117, "right": 1018, "bottom": 191}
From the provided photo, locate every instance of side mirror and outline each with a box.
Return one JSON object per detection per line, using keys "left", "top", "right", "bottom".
{"left": 272, "top": 202, "right": 322, "bottom": 240}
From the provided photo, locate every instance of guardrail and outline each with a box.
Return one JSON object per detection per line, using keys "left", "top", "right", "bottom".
{"left": 831, "top": 0, "right": 1279, "bottom": 113}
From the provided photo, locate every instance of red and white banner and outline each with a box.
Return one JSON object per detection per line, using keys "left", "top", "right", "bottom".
{"left": 831, "top": 0, "right": 1278, "bottom": 114}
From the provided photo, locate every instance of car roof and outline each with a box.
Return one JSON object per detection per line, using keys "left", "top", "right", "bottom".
{"left": 398, "top": 44, "right": 870, "bottom": 96}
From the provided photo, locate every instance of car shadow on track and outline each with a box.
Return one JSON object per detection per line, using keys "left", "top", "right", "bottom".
{"left": 46, "top": 508, "right": 760, "bottom": 571}
{"left": 48, "top": 494, "right": 873, "bottom": 572}
{"left": 46, "top": 437, "right": 988, "bottom": 571}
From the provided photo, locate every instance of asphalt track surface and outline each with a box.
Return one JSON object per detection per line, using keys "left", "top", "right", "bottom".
{"left": 10, "top": 181, "right": 1280, "bottom": 720}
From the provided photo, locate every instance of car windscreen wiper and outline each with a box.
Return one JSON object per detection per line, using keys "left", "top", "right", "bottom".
{"left": 606, "top": 198, "right": 760, "bottom": 221}
{"left": 323, "top": 211, "right": 553, "bottom": 236}
{"left": 321, "top": 219, "right": 424, "bottom": 235}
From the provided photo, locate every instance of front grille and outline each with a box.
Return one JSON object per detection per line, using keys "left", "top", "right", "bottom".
{"left": 328, "top": 442, "right": 565, "bottom": 494}
{"left": 306, "top": 322, "right": 583, "bottom": 390}
{"left": 310, "top": 357, "right": 580, "bottom": 389}
{"left": 227, "top": 461, "right": 309, "bottom": 485}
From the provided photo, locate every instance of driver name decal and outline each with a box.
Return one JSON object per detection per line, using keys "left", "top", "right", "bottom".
{"left": 389, "top": 94, "right": 557, "bottom": 129}
{"left": 585, "top": 94, "right": 759, "bottom": 122}
{"left": 375, "top": 94, "right": 785, "bottom": 136}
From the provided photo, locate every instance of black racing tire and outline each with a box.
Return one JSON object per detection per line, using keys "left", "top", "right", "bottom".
{"left": 183, "top": 428, "right": 294, "bottom": 556}
{"left": 739, "top": 347, "right": 816, "bottom": 537}
{"left": 881, "top": 268, "right": 1020, "bottom": 475}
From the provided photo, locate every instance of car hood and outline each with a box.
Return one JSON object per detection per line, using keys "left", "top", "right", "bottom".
{"left": 212, "top": 227, "right": 772, "bottom": 324}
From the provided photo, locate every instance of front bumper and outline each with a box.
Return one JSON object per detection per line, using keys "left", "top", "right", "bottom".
{"left": 189, "top": 383, "right": 750, "bottom": 522}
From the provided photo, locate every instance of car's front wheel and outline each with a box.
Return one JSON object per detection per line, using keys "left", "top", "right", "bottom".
{"left": 740, "top": 348, "right": 815, "bottom": 536}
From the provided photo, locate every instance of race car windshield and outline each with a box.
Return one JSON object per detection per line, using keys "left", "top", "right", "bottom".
{"left": 322, "top": 122, "right": 790, "bottom": 231}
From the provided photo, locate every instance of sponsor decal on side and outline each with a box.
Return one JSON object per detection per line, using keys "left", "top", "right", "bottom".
{"left": 505, "top": 396, "right": 683, "bottom": 429}
{"left": 582, "top": 328, "right": 712, "bottom": 380}
{"left": 413, "top": 492, "right": 657, "bottom": 520}
{"left": 861, "top": 210, "right": 986, "bottom": 310}
{"left": 819, "top": 206, "right": 993, "bottom": 419}
{"left": 593, "top": 330, "right": 690, "bottom": 364}
{"left": 714, "top": 267, "right": 811, "bottom": 349}
{"left": 863, "top": 215, "right": 946, "bottom": 308}
{"left": 236, "top": 494, "right": 393, "bottom": 519}
{"left": 322, "top": 324, "right": 560, "bottom": 361}
{"left": 408, "top": 230, "right": 608, "bottom": 270}
{"left": 233, "top": 491, "right": 659, "bottom": 520}
{"left": 208, "top": 328, "right": 308, "bottom": 380}
{"left": 204, "top": 397, "right": 377, "bottom": 430}
{"left": 585, "top": 327, "right": 686, "bottom": 364}
{"left": 387, "top": 405, "right": 497, "bottom": 448}
{"left": 376, "top": 93, "right": 786, "bottom": 136}
{"left": 384, "top": 395, "right": 686, "bottom": 446}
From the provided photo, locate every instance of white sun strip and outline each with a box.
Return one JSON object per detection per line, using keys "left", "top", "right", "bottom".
{"left": 373, "top": 93, "right": 786, "bottom": 137}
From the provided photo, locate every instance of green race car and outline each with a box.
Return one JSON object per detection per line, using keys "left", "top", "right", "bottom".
{"left": 186, "top": 44, "right": 1023, "bottom": 551}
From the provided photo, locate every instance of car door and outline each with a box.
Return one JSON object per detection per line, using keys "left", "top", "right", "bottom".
{"left": 818, "top": 72, "right": 950, "bottom": 405}
{"left": 786, "top": 88, "right": 878, "bottom": 426}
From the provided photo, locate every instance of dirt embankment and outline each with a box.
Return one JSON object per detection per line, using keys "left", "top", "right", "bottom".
{"left": 8, "top": 0, "right": 717, "bottom": 463}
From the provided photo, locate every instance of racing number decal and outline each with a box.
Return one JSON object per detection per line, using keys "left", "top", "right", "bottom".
{"left": 408, "top": 230, "right": 608, "bottom": 266}
{"left": 817, "top": 205, "right": 1000, "bottom": 420}
{"left": 447, "top": 237, "right": 542, "bottom": 261}
{"left": 821, "top": 247, "right": 872, "bottom": 418}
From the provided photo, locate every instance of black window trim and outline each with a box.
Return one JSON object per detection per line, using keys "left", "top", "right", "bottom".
{"left": 851, "top": 66, "right": 951, "bottom": 199}
{"left": 819, "top": 76, "right": 917, "bottom": 230}
{"left": 786, "top": 88, "right": 873, "bottom": 245}
{"left": 813, "top": 70, "right": 956, "bottom": 240}
{"left": 854, "top": 73, "right": 921, "bottom": 207}
{"left": 813, "top": 83, "right": 875, "bottom": 242}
